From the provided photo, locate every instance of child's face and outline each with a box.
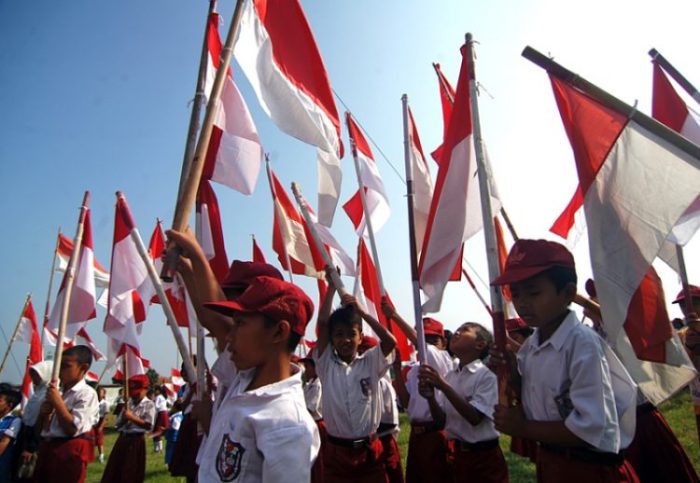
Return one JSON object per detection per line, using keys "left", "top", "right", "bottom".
{"left": 226, "top": 313, "right": 276, "bottom": 370}
{"left": 331, "top": 323, "right": 362, "bottom": 362}
{"left": 0, "top": 396, "right": 10, "bottom": 416}
{"left": 448, "top": 324, "right": 483, "bottom": 357}
{"left": 98, "top": 389, "right": 106, "bottom": 400}
{"left": 59, "top": 355, "right": 87, "bottom": 386}
{"left": 680, "top": 299, "right": 700, "bottom": 319}
{"left": 509, "top": 274, "right": 573, "bottom": 328}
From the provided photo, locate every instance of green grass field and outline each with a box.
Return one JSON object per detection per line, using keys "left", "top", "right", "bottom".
{"left": 86, "top": 391, "right": 700, "bottom": 482}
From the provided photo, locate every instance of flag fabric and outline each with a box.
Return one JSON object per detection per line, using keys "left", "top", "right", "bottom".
{"left": 171, "top": 368, "right": 185, "bottom": 392}
{"left": 418, "top": 46, "right": 484, "bottom": 313}
{"left": 85, "top": 371, "right": 99, "bottom": 383}
{"left": 57, "top": 233, "right": 110, "bottom": 287}
{"left": 74, "top": 327, "right": 106, "bottom": 361}
{"left": 46, "top": 210, "right": 98, "bottom": 342}
{"left": 407, "top": 105, "right": 435, "bottom": 257}
{"left": 18, "top": 300, "right": 42, "bottom": 408}
{"left": 196, "top": 180, "right": 229, "bottom": 283}
{"left": 252, "top": 236, "right": 266, "bottom": 263}
{"left": 203, "top": 12, "right": 262, "bottom": 195}
{"left": 431, "top": 63, "right": 456, "bottom": 164}
{"left": 342, "top": 112, "right": 390, "bottom": 237}
{"left": 235, "top": 0, "right": 343, "bottom": 226}
{"left": 548, "top": 73, "right": 700, "bottom": 403}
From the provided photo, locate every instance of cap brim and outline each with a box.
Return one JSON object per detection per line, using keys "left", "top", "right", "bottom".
{"left": 203, "top": 300, "right": 250, "bottom": 316}
{"left": 491, "top": 266, "right": 549, "bottom": 286}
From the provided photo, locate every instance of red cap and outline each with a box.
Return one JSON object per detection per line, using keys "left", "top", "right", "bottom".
{"left": 204, "top": 276, "right": 314, "bottom": 336}
{"left": 505, "top": 317, "right": 529, "bottom": 333}
{"left": 221, "top": 260, "right": 283, "bottom": 290}
{"left": 492, "top": 239, "right": 575, "bottom": 286}
{"left": 128, "top": 375, "right": 149, "bottom": 391}
{"left": 422, "top": 318, "right": 444, "bottom": 337}
{"left": 358, "top": 335, "right": 378, "bottom": 354}
{"left": 672, "top": 285, "right": 700, "bottom": 304}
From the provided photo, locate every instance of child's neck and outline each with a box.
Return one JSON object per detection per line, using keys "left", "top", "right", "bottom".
{"left": 247, "top": 353, "right": 292, "bottom": 391}
{"left": 537, "top": 310, "right": 570, "bottom": 345}
{"left": 61, "top": 377, "right": 83, "bottom": 391}
{"left": 457, "top": 352, "right": 480, "bottom": 369}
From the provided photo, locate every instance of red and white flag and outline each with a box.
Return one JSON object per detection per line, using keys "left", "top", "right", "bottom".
{"left": 203, "top": 12, "right": 262, "bottom": 195}
{"left": 407, "top": 105, "right": 435, "bottom": 256}
{"left": 18, "top": 299, "right": 42, "bottom": 408}
{"left": 85, "top": 371, "right": 99, "bottom": 383}
{"left": 252, "top": 236, "right": 266, "bottom": 263}
{"left": 197, "top": 180, "right": 229, "bottom": 283}
{"left": 73, "top": 327, "right": 106, "bottom": 361}
{"left": 57, "top": 232, "right": 110, "bottom": 287}
{"left": 431, "top": 63, "right": 456, "bottom": 165}
{"left": 235, "top": 0, "right": 343, "bottom": 226}
{"left": 343, "top": 112, "right": 390, "bottom": 237}
{"left": 548, "top": 73, "right": 700, "bottom": 403}
{"left": 171, "top": 368, "right": 185, "bottom": 392}
{"left": 103, "top": 194, "right": 152, "bottom": 375}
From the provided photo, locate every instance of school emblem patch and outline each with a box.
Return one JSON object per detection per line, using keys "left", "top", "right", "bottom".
{"left": 216, "top": 434, "right": 244, "bottom": 481}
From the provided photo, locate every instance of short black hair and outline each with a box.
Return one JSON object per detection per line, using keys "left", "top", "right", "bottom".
{"left": 464, "top": 322, "right": 493, "bottom": 360}
{"left": 327, "top": 305, "right": 363, "bottom": 337}
{"left": 63, "top": 345, "right": 93, "bottom": 367}
{"left": 0, "top": 385, "right": 21, "bottom": 410}
{"left": 262, "top": 316, "right": 302, "bottom": 353}
{"left": 540, "top": 266, "right": 578, "bottom": 292}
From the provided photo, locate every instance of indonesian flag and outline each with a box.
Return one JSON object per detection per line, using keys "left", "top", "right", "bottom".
{"left": 354, "top": 239, "right": 412, "bottom": 361}
{"left": 343, "top": 112, "right": 391, "bottom": 237}
{"left": 418, "top": 46, "right": 483, "bottom": 313}
{"left": 252, "top": 236, "right": 267, "bottom": 263}
{"left": 197, "top": 180, "right": 229, "bottom": 283}
{"left": 56, "top": 232, "right": 110, "bottom": 287}
{"left": 548, "top": 73, "right": 700, "bottom": 403}
{"left": 431, "top": 62, "right": 456, "bottom": 164}
{"left": 85, "top": 371, "right": 99, "bottom": 383}
{"left": 407, "top": 105, "right": 435, "bottom": 257}
{"left": 235, "top": 0, "right": 343, "bottom": 226}
{"left": 74, "top": 327, "right": 106, "bottom": 361}
{"left": 103, "top": 194, "right": 152, "bottom": 375}
{"left": 18, "top": 300, "right": 42, "bottom": 408}
{"left": 203, "top": 13, "right": 262, "bottom": 195}
{"left": 46, "top": 210, "right": 98, "bottom": 341}
{"left": 171, "top": 368, "right": 185, "bottom": 392}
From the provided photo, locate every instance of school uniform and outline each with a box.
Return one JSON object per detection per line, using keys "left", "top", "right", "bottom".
{"left": 304, "top": 376, "right": 326, "bottom": 483}
{"left": 165, "top": 410, "right": 184, "bottom": 466}
{"left": 517, "top": 311, "right": 639, "bottom": 483}
{"left": 378, "top": 376, "right": 403, "bottom": 483}
{"left": 438, "top": 359, "right": 508, "bottom": 483}
{"left": 33, "top": 379, "right": 99, "bottom": 483}
{"left": 95, "top": 398, "right": 109, "bottom": 449}
{"left": 101, "top": 396, "right": 156, "bottom": 483}
{"left": 197, "top": 353, "right": 320, "bottom": 482}
{"left": 404, "top": 345, "right": 453, "bottom": 483}
{"left": 169, "top": 383, "right": 202, "bottom": 479}
{"left": 0, "top": 413, "right": 22, "bottom": 480}
{"left": 315, "top": 344, "right": 393, "bottom": 483}
{"left": 153, "top": 394, "right": 169, "bottom": 435}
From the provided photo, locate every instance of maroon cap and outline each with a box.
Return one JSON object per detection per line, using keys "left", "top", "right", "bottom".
{"left": 358, "top": 335, "right": 378, "bottom": 354}
{"left": 221, "top": 260, "right": 283, "bottom": 290}
{"left": 204, "top": 276, "right": 314, "bottom": 336}
{"left": 128, "top": 375, "right": 149, "bottom": 391}
{"left": 505, "top": 317, "right": 528, "bottom": 333}
{"left": 422, "top": 318, "right": 445, "bottom": 337}
{"left": 492, "top": 239, "right": 575, "bottom": 286}
{"left": 672, "top": 285, "right": 700, "bottom": 304}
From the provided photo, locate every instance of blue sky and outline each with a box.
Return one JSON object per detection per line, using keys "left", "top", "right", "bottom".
{"left": 1, "top": 0, "right": 699, "bottom": 383}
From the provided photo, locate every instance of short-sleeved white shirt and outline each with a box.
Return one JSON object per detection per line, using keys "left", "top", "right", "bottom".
{"left": 98, "top": 399, "right": 109, "bottom": 419}
{"left": 154, "top": 394, "right": 168, "bottom": 412}
{"left": 304, "top": 378, "right": 323, "bottom": 421}
{"left": 379, "top": 375, "right": 399, "bottom": 429}
{"left": 315, "top": 345, "right": 393, "bottom": 439}
{"left": 405, "top": 345, "right": 455, "bottom": 422}
{"left": 438, "top": 359, "right": 499, "bottom": 443}
{"left": 117, "top": 397, "right": 156, "bottom": 434}
{"left": 517, "top": 311, "right": 637, "bottom": 453}
{"left": 41, "top": 379, "right": 98, "bottom": 438}
{"left": 197, "top": 366, "right": 320, "bottom": 483}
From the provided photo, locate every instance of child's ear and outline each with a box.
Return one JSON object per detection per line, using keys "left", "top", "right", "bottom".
{"left": 273, "top": 320, "right": 292, "bottom": 343}
{"left": 564, "top": 282, "right": 577, "bottom": 303}
{"left": 80, "top": 363, "right": 90, "bottom": 374}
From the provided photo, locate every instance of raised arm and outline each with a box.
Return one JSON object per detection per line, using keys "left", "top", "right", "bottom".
{"left": 314, "top": 267, "right": 337, "bottom": 357}
{"left": 381, "top": 298, "right": 417, "bottom": 346}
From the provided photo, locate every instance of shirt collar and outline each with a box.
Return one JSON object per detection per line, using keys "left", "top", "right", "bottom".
{"left": 332, "top": 348, "right": 368, "bottom": 366}
{"left": 243, "top": 364, "right": 303, "bottom": 398}
{"left": 533, "top": 310, "right": 578, "bottom": 352}
{"left": 63, "top": 378, "right": 87, "bottom": 395}
{"left": 459, "top": 359, "right": 484, "bottom": 374}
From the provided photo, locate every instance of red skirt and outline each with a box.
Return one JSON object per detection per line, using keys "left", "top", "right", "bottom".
{"left": 537, "top": 445, "right": 639, "bottom": 483}
{"left": 323, "top": 436, "right": 388, "bottom": 483}
{"left": 100, "top": 433, "right": 146, "bottom": 483}
{"left": 450, "top": 439, "right": 509, "bottom": 483}
{"left": 168, "top": 413, "right": 202, "bottom": 479}
{"left": 405, "top": 424, "right": 450, "bottom": 483}
{"left": 32, "top": 437, "right": 92, "bottom": 483}
{"left": 155, "top": 410, "right": 170, "bottom": 432}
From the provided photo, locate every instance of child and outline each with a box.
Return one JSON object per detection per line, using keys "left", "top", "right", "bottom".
{"left": 313, "top": 273, "right": 397, "bottom": 483}
{"left": 17, "top": 361, "right": 51, "bottom": 480}
{"left": 165, "top": 401, "right": 183, "bottom": 467}
{"left": 152, "top": 385, "right": 169, "bottom": 453}
{"left": 419, "top": 322, "right": 508, "bottom": 483}
{"left": 101, "top": 374, "right": 156, "bottom": 483}
{"left": 0, "top": 384, "right": 22, "bottom": 481}
{"left": 491, "top": 239, "right": 638, "bottom": 483}
{"left": 94, "top": 387, "right": 109, "bottom": 463}
{"left": 33, "top": 345, "right": 98, "bottom": 483}
{"left": 381, "top": 305, "right": 454, "bottom": 483}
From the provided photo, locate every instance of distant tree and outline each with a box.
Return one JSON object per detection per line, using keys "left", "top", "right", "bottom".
{"left": 146, "top": 368, "right": 160, "bottom": 389}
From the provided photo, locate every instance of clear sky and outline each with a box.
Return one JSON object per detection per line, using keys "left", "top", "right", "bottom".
{"left": 1, "top": 0, "right": 699, "bottom": 384}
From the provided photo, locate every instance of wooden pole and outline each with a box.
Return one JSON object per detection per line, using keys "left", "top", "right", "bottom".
{"left": 193, "top": 202, "right": 208, "bottom": 403}
{"left": 162, "top": 0, "right": 247, "bottom": 282}
{"left": 0, "top": 294, "right": 31, "bottom": 376}
{"left": 51, "top": 191, "right": 90, "bottom": 385}
{"left": 123, "top": 347, "right": 129, "bottom": 401}
{"left": 347, "top": 112, "right": 386, "bottom": 295}
{"left": 401, "top": 94, "right": 429, "bottom": 364}
{"left": 649, "top": 48, "right": 700, "bottom": 105}
{"left": 676, "top": 246, "right": 696, "bottom": 318}
{"left": 265, "top": 156, "right": 295, "bottom": 282}
{"left": 40, "top": 229, "right": 61, "bottom": 347}
{"left": 291, "top": 183, "right": 348, "bottom": 296}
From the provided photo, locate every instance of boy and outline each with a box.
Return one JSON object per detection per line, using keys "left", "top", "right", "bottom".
{"left": 0, "top": 384, "right": 22, "bottom": 481}
{"left": 381, "top": 304, "right": 454, "bottom": 483}
{"left": 491, "top": 239, "right": 638, "bottom": 483}
{"left": 101, "top": 374, "right": 155, "bottom": 483}
{"left": 33, "top": 345, "right": 98, "bottom": 483}
{"left": 94, "top": 387, "right": 109, "bottom": 463}
{"left": 419, "top": 322, "right": 508, "bottom": 483}
{"left": 313, "top": 272, "right": 397, "bottom": 483}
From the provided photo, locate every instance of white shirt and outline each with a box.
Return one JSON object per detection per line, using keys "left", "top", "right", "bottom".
{"left": 304, "top": 377, "right": 323, "bottom": 421}
{"left": 116, "top": 397, "right": 156, "bottom": 434}
{"left": 22, "top": 383, "right": 47, "bottom": 427}
{"left": 379, "top": 376, "right": 399, "bottom": 429}
{"left": 406, "top": 345, "right": 455, "bottom": 422}
{"left": 98, "top": 399, "right": 109, "bottom": 419}
{"left": 517, "top": 311, "right": 637, "bottom": 453}
{"left": 198, "top": 366, "right": 320, "bottom": 483}
{"left": 154, "top": 394, "right": 168, "bottom": 412}
{"left": 315, "top": 345, "right": 393, "bottom": 439}
{"left": 41, "top": 379, "right": 99, "bottom": 438}
{"left": 438, "top": 359, "right": 499, "bottom": 443}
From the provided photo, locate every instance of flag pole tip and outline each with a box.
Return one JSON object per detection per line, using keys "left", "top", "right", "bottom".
{"left": 648, "top": 48, "right": 659, "bottom": 58}
{"left": 465, "top": 32, "right": 473, "bottom": 43}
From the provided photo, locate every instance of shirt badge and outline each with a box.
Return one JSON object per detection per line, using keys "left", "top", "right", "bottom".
{"left": 216, "top": 434, "right": 245, "bottom": 481}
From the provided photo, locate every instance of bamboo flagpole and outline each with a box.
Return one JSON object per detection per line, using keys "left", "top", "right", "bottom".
{"left": 401, "top": 94, "right": 429, "bottom": 364}
{"left": 40, "top": 229, "right": 61, "bottom": 347}
{"left": 0, "top": 294, "right": 31, "bottom": 376}
{"left": 161, "top": 0, "right": 247, "bottom": 282}
{"left": 265, "top": 156, "right": 295, "bottom": 283}
{"left": 123, "top": 348, "right": 129, "bottom": 401}
{"left": 193, "top": 204, "right": 208, "bottom": 405}
{"left": 50, "top": 191, "right": 90, "bottom": 384}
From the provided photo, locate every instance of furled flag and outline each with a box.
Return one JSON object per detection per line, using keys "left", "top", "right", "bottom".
{"left": 56, "top": 232, "right": 110, "bottom": 287}
{"left": 407, "top": 105, "right": 435, "bottom": 257}
{"left": 342, "top": 112, "right": 391, "bottom": 237}
{"left": 46, "top": 210, "right": 98, "bottom": 342}
{"left": 431, "top": 62, "right": 456, "bottom": 164}
{"left": 235, "top": 0, "right": 343, "bottom": 226}
{"left": 203, "top": 12, "right": 262, "bottom": 195}
{"left": 103, "top": 194, "right": 153, "bottom": 376}
{"left": 252, "top": 236, "right": 266, "bottom": 263}
{"left": 547, "top": 73, "right": 700, "bottom": 403}
{"left": 419, "top": 46, "right": 483, "bottom": 313}
{"left": 354, "top": 239, "right": 413, "bottom": 361}
{"left": 18, "top": 299, "right": 42, "bottom": 408}
{"left": 196, "top": 180, "right": 229, "bottom": 283}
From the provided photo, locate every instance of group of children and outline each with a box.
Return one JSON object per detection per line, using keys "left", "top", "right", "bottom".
{"left": 4, "top": 231, "right": 699, "bottom": 482}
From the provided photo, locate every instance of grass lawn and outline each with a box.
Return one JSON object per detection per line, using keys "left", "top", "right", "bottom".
{"left": 86, "top": 391, "right": 700, "bottom": 482}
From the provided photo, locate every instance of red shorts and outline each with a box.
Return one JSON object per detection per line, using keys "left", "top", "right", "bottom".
{"left": 405, "top": 423, "right": 450, "bottom": 483}
{"left": 312, "top": 420, "right": 327, "bottom": 483}
{"left": 537, "top": 445, "right": 639, "bottom": 483}
{"left": 323, "top": 435, "right": 388, "bottom": 483}
{"left": 32, "top": 437, "right": 92, "bottom": 483}
{"left": 450, "top": 439, "right": 508, "bottom": 483}
{"left": 379, "top": 434, "right": 403, "bottom": 483}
